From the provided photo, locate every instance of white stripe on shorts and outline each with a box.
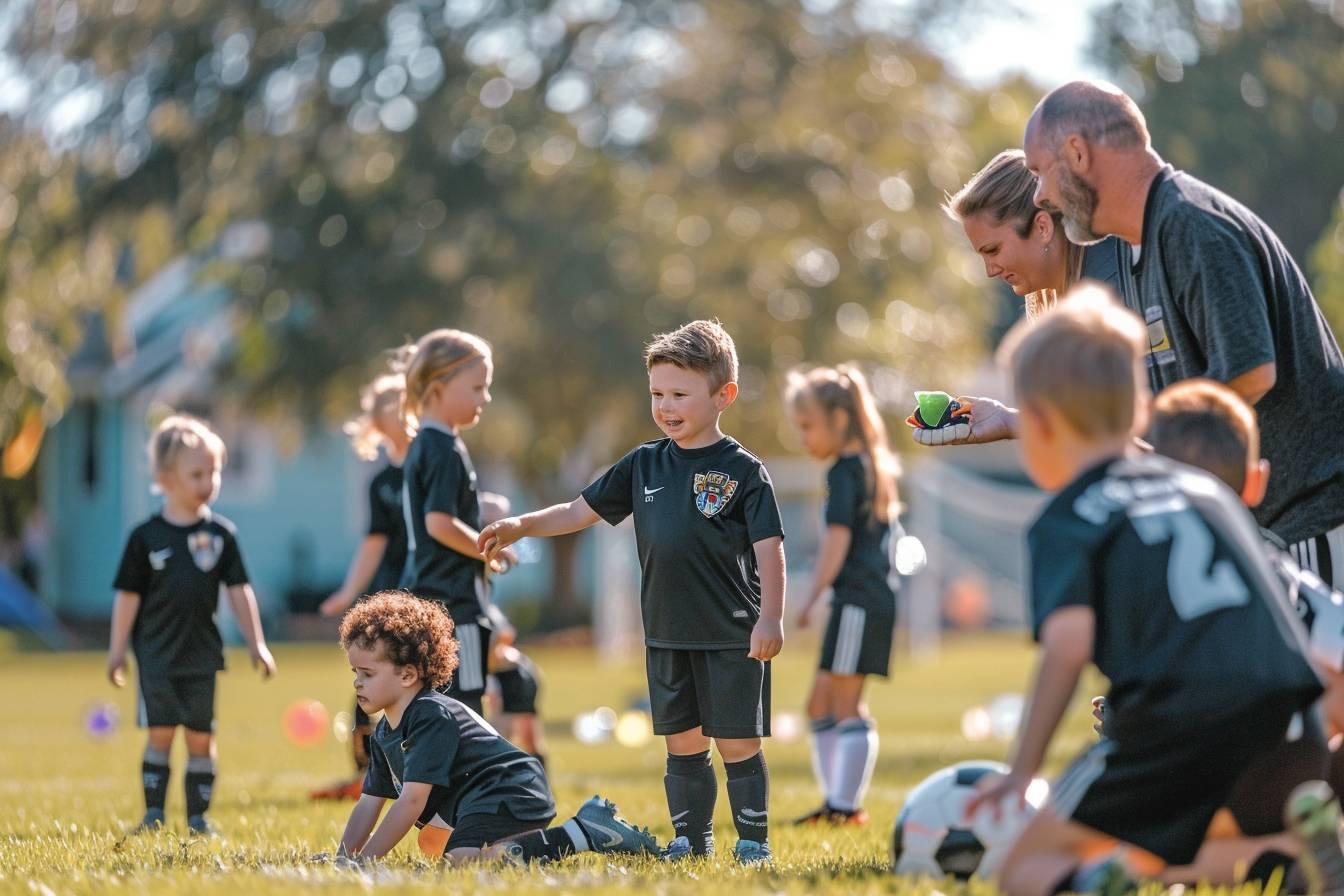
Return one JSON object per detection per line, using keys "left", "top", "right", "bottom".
{"left": 833, "top": 605, "right": 867, "bottom": 675}
{"left": 1049, "top": 740, "right": 1115, "bottom": 819}
{"left": 456, "top": 623, "right": 484, "bottom": 691}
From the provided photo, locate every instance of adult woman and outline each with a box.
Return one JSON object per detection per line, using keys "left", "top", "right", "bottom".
{"left": 917, "top": 150, "right": 1133, "bottom": 445}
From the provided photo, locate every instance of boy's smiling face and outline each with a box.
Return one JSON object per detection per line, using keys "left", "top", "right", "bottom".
{"left": 348, "top": 640, "right": 420, "bottom": 716}
{"left": 648, "top": 362, "right": 737, "bottom": 448}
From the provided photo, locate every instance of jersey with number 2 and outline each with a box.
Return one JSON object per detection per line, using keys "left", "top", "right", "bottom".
{"left": 1027, "top": 455, "right": 1320, "bottom": 743}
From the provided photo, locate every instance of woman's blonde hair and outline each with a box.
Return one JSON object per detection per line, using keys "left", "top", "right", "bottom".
{"left": 395, "top": 329, "right": 492, "bottom": 427}
{"left": 786, "top": 364, "right": 900, "bottom": 523}
{"left": 148, "top": 414, "right": 227, "bottom": 475}
{"left": 944, "top": 148, "right": 1085, "bottom": 290}
{"left": 344, "top": 372, "right": 409, "bottom": 461}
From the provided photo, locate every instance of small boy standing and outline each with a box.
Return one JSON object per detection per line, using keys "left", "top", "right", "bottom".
{"left": 479, "top": 319, "right": 787, "bottom": 864}
{"left": 965, "top": 288, "right": 1337, "bottom": 895}
{"left": 108, "top": 415, "right": 276, "bottom": 835}
{"left": 334, "top": 591, "right": 655, "bottom": 864}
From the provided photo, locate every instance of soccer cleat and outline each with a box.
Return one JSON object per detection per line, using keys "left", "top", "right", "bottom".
{"left": 1286, "top": 780, "right": 1344, "bottom": 896}
{"left": 830, "top": 807, "right": 869, "bottom": 827}
{"left": 732, "top": 839, "right": 772, "bottom": 865}
{"left": 498, "top": 841, "right": 527, "bottom": 867}
{"left": 309, "top": 776, "right": 365, "bottom": 801}
{"left": 792, "top": 805, "right": 833, "bottom": 826}
{"left": 187, "top": 814, "right": 216, "bottom": 837}
{"left": 658, "top": 835, "right": 696, "bottom": 862}
{"left": 573, "top": 795, "right": 659, "bottom": 855}
{"left": 131, "top": 808, "right": 165, "bottom": 834}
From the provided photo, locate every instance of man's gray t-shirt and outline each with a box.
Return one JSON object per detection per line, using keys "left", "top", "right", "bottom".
{"left": 1128, "top": 165, "right": 1344, "bottom": 545}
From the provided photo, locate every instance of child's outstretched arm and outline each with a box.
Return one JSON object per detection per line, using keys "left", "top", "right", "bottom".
{"left": 478, "top": 497, "right": 602, "bottom": 560}
{"left": 338, "top": 794, "right": 387, "bottom": 857}
{"left": 796, "top": 525, "right": 851, "bottom": 629}
{"left": 225, "top": 584, "right": 277, "bottom": 677}
{"left": 750, "top": 536, "right": 786, "bottom": 661}
{"left": 107, "top": 590, "right": 141, "bottom": 687}
{"left": 966, "top": 606, "right": 1093, "bottom": 817}
{"left": 356, "top": 783, "right": 432, "bottom": 859}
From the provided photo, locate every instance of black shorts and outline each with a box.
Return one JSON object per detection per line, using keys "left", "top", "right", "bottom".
{"left": 439, "top": 620, "right": 491, "bottom": 714}
{"left": 138, "top": 673, "right": 216, "bottom": 731}
{"left": 442, "top": 806, "right": 555, "bottom": 852}
{"left": 1226, "top": 707, "right": 1330, "bottom": 835}
{"left": 1050, "top": 701, "right": 1320, "bottom": 865}
{"left": 495, "top": 661, "right": 540, "bottom": 716}
{"left": 819, "top": 602, "right": 894, "bottom": 677}
{"left": 646, "top": 646, "right": 770, "bottom": 739}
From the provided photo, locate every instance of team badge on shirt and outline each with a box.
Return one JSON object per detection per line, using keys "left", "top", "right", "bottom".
{"left": 693, "top": 471, "right": 738, "bottom": 518}
{"left": 188, "top": 531, "right": 224, "bottom": 572}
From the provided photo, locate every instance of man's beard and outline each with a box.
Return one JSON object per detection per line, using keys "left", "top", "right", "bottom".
{"left": 1058, "top": 166, "right": 1105, "bottom": 245}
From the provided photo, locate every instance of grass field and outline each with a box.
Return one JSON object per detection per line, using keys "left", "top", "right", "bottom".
{"left": 0, "top": 631, "right": 1121, "bottom": 895}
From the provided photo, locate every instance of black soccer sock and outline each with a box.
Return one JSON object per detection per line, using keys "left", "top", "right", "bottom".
{"left": 184, "top": 755, "right": 215, "bottom": 819}
{"left": 665, "top": 750, "right": 717, "bottom": 854}
{"left": 142, "top": 747, "right": 170, "bottom": 813}
{"left": 508, "top": 821, "right": 588, "bottom": 862}
{"left": 725, "top": 751, "right": 769, "bottom": 845}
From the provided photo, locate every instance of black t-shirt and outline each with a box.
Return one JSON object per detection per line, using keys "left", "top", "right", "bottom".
{"left": 363, "top": 688, "right": 555, "bottom": 827}
{"left": 402, "top": 423, "right": 486, "bottom": 622}
{"left": 824, "top": 455, "right": 895, "bottom": 613}
{"left": 1028, "top": 454, "right": 1321, "bottom": 745}
{"left": 112, "top": 512, "right": 250, "bottom": 677}
{"left": 582, "top": 437, "right": 785, "bottom": 649}
{"left": 367, "top": 463, "right": 407, "bottom": 594}
{"left": 1130, "top": 165, "right": 1344, "bottom": 545}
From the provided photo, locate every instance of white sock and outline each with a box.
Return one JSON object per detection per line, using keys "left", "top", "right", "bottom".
{"left": 810, "top": 715, "right": 839, "bottom": 802}
{"left": 828, "top": 717, "right": 878, "bottom": 812}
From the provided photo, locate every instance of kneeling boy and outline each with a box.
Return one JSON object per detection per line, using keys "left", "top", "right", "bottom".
{"left": 967, "top": 287, "right": 1339, "bottom": 895}
{"left": 333, "top": 591, "right": 656, "bottom": 865}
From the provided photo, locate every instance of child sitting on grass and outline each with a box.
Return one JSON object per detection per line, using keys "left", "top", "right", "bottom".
{"left": 331, "top": 590, "right": 657, "bottom": 865}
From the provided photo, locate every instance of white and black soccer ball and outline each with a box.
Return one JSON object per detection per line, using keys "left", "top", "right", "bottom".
{"left": 891, "top": 760, "right": 1049, "bottom": 879}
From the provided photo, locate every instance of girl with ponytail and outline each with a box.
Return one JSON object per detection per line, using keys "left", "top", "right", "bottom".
{"left": 785, "top": 364, "right": 902, "bottom": 827}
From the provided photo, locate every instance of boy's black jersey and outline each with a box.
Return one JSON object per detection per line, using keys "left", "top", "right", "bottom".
{"left": 1028, "top": 454, "right": 1321, "bottom": 744}
{"left": 402, "top": 422, "right": 485, "bottom": 621}
{"left": 364, "top": 688, "right": 555, "bottom": 828}
{"left": 824, "top": 454, "right": 896, "bottom": 611}
{"left": 367, "top": 462, "right": 407, "bottom": 594}
{"left": 582, "top": 436, "right": 785, "bottom": 649}
{"left": 112, "top": 511, "right": 250, "bottom": 677}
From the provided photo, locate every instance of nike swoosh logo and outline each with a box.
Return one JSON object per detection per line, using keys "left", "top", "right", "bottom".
{"left": 670, "top": 811, "right": 690, "bottom": 822}
{"left": 584, "top": 820, "right": 625, "bottom": 849}
{"left": 738, "top": 808, "right": 768, "bottom": 818}
{"left": 149, "top": 549, "right": 172, "bottom": 562}
{"left": 643, "top": 486, "right": 665, "bottom": 495}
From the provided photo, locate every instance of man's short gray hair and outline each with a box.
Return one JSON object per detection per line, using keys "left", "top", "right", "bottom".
{"left": 1035, "top": 81, "right": 1150, "bottom": 151}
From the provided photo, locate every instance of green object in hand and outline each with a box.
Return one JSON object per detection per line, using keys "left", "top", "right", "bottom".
{"left": 914, "top": 391, "right": 956, "bottom": 429}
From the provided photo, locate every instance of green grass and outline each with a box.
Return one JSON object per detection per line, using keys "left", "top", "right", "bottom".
{"left": 0, "top": 633, "right": 1124, "bottom": 895}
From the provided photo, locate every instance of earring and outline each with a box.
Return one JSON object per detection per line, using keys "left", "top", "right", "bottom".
{"left": 1043, "top": 245, "right": 1050, "bottom": 255}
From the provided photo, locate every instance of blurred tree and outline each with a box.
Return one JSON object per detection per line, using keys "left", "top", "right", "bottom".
{"left": 1090, "top": 0, "right": 1344, "bottom": 262}
{"left": 3, "top": 0, "right": 1032, "bottom": 616}
{"left": 1310, "top": 199, "right": 1344, "bottom": 341}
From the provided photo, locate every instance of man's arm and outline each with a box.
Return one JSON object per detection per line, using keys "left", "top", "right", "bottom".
{"left": 357, "top": 783, "right": 432, "bottom": 859}
{"left": 1226, "top": 361, "right": 1277, "bottom": 406}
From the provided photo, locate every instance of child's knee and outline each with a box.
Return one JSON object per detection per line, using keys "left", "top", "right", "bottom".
{"left": 714, "top": 736, "right": 761, "bottom": 762}
{"left": 147, "top": 726, "right": 176, "bottom": 750}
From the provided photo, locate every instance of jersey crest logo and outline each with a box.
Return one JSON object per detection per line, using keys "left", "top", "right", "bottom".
{"left": 693, "top": 471, "right": 738, "bottom": 518}
{"left": 188, "top": 531, "right": 224, "bottom": 572}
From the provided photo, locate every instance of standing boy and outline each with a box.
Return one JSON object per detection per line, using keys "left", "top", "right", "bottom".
{"left": 965, "top": 288, "right": 1340, "bottom": 895}
{"left": 479, "top": 319, "right": 787, "bottom": 865}
{"left": 108, "top": 415, "right": 277, "bottom": 835}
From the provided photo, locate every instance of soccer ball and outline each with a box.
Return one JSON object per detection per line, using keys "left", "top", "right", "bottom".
{"left": 891, "top": 760, "right": 1048, "bottom": 879}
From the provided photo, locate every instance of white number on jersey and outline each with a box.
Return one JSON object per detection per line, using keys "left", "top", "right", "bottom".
{"left": 1128, "top": 497, "right": 1250, "bottom": 621}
